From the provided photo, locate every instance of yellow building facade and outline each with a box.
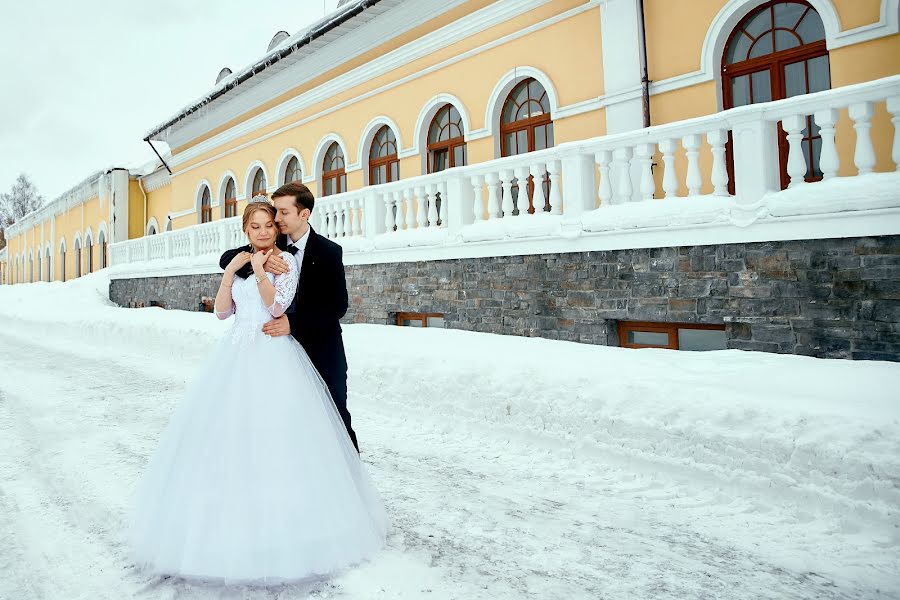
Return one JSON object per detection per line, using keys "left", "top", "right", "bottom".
{"left": 4, "top": 0, "right": 898, "bottom": 284}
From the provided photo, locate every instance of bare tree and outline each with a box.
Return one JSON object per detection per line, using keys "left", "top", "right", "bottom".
{"left": 0, "top": 174, "right": 44, "bottom": 249}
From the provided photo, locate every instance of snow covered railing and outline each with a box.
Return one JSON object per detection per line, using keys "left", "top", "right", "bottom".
{"left": 110, "top": 75, "right": 900, "bottom": 272}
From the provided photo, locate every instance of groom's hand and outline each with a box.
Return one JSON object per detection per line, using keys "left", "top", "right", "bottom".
{"left": 262, "top": 315, "right": 291, "bottom": 337}
{"left": 264, "top": 254, "right": 290, "bottom": 275}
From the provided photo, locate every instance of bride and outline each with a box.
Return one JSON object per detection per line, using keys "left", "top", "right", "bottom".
{"left": 128, "top": 198, "right": 388, "bottom": 584}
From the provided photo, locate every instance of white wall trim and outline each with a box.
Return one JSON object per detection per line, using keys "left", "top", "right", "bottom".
{"left": 97, "top": 221, "right": 109, "bottom": 243}
{"left": 482, "top": 66, "right": 561, "bottom": 159}
{"left": 358, "top": 116, "right": 404, "bottom": 186}
{"left": 59, "top": 237, "right": 67, "bottom": 252}
{"left": 275, "top": 148, "right": 306, "bottom": 187}
{"left": 243, "top": 161, "right": 271, "bottom": 198}
{"left": 84, "top": 227, "right": 94, "bottom": 246}
{"left": 312, "top": 134, "right": 352, "bottom": 196}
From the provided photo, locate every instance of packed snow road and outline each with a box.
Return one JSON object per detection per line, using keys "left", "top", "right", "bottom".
{"left": 0, "top": 313, "right": 897, "bottom": 599}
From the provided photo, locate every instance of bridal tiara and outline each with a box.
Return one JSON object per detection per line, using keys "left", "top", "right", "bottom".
{"left": 249, "top": 195, "right": 272, "bottom": 205}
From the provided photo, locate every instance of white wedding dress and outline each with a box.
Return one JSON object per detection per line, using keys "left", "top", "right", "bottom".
{"left": 128, "top": 251, "right": 388, "bottom": 584}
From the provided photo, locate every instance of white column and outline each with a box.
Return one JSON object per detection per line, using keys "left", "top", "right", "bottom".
{"left": 659, "top": 139, "right": 679, "bottom": 199}
{"left": 514, "top": 166, "right": 530, "bottom": 215}
{"left": 814, "top": 109, "right": 840, "bottom": 179}
{"left": 612, "top": 147, "right": 634, "bottom": 204}
{"left": 427, "top": 184, "right": 439, "bottom": 227}
{"left": 500, "top": 169, "right": 515, "bottom": 217}
{"left": 635, "top": 143, "right": 656, "bottom": 201}
{"left": 470, "top": 175, "right": 485, "bottom": 223}
{"left": 599, "top": 0, "right": 644, "bottom": 134}
{"left": 728, "top": 114, "right": 780, "bottom": 206}
{"left": 888, "top": 96, "right": 900, "bottom": 172}
{"left": 682, "top": 134, "right": 703, "bottom": 195}
{"left": 438, "top": 181, "right": 449, "bottom": 227}
{"left": 547, "top": 160, "right": 562, "bottom": 215}
{"left": 594, "top": 150, "right": 613, "bottom": 207}
{"left": 707, "top": 129, "right": 729, "bottom": 196}
{"left": 393, "top": 191, "right": 405, "bottom": 231}
{"left": 849, "top": 101, "right": 876, "bottom": 175}
{"left": 404, "top": 189, "right": 416, "bottom": 230}
{"left": 486, "top": 172, "right": 501, "bottom": 219}
{"left": 530, "top": 162, "right": 547, "bottom": 214}
{"left": 415, "top": 187, "right": 427, "bottom": 229}
{"left": 781, "top": 114, "right": 808, "bottom": 187}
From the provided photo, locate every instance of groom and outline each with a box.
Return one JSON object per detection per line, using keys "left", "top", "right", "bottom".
{"left": 219, "top": 182, "right": 359, "bottom": 452}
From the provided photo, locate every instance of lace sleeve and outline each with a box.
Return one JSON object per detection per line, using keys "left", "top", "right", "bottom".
{"left": 267, "top": 253, "right": 299, "bottom": 317}
{"left": 215, "top": 301, "right": 235, "bottom": 320}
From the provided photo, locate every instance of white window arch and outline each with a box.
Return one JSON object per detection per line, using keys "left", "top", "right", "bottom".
{"left": 312, "top": 134, "right": 351, "bottom": 197}
{"left": 244, "top": 161, "right": 270, "bottom": 199}
{"left": 358, "top": 116, "right": 404, "bottom": 186}
{"left": 146, "top": 217, "right": 160, "bottom": 236}
{"left": 276, "top": 149, "right": 306, "bottom": 186}
{"left": 218, "top": 171, "right": 239, "bottom": 218}
{"left": 485, "top": 66, "right": 559, "bottom": 159}
{"left": 414, "top": 94, "right": 472, "bottom": 174}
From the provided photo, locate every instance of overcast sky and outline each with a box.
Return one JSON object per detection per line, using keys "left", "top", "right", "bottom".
{"left": 0, "top": 0, "right": 341, "bottom": 202}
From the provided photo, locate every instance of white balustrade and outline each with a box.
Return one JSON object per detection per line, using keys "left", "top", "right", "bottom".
{"left": 104, "top": 75, "right": 899, "bottom": 272}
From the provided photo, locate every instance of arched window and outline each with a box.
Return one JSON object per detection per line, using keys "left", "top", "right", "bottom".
{"left": 59, "top": 244, "right": 66, "bottom": 281}
{"left": 427, "top": 104, "right": 467, "bottom": 173}
{"left": 74, "top": 238, "right": 81, "bottom": 278}
{"left": 29, "top": 253, "right": 34, "bottom": 283}
{"left": 224, "top": 178, "right": 237, "bottom": 218}
{"left": 252, "top": 168, "right": 267, "bottom": 196}
{"left": 165, "top": 218, "right": 172, "bottom": 232}
{"left": 147, "top": 223, "right": 157, "bottom": 236}
{"left": 98, "top": 231, "right": 106, "bottom": 269}
{"left": 44, "top": 249, "right": 50, "bottom": 281}
{"left": 36, "top": 253, "right": 41, "bottom": 283}
{"left": 200, "top": 186, "right": 212, "bottom": 223}
{"left": 322, "top": 142, "right": 347, "bottom": 196}
{"left": 283, "top": 156, "right": 302, "bottom": 185}
{"left": 723, "top": 1, "right": 829, "bottom": 188}
{"left": 501, "top": 78, "right": 554, "bottom": 213}
{"left": 86, "top": 236, "right": 93, "bottom": 274}
{"left": 369, "top": 125, "right": 399, "bottom": 186}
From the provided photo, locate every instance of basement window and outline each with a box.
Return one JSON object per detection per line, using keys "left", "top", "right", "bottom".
{"left": 618, "top": 321, "right": 726, "bottom": 351}
{"left": 396, "top": 312, "right": 444, "bottom": 328}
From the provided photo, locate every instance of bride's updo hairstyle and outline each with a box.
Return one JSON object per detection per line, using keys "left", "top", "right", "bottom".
{"left": 242, "top": 196, "right": 277, "bottom": 234}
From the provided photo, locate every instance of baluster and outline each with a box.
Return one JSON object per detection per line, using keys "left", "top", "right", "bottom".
{"left": 813, "top": 109, "right": 839, "bottom": 180}
{"left": 513, "top": 166, "right": 530, "bottom": 215}
{"left": 595, "top": 150, "right": 612, "bottom": 207}
{"left": 336, "top": 202, "right": 346, "bottom": 238}
{"left": 486, "top": 173, "right": 501, "bottom": 219}
{"left": 404, "top": 189, "right": 416, "bottom": 230}
{"left": 471, "top": 175, "right": 485, "bottom": 222}
{"left": 394, "top": 191, "right": 405, "bottom": 231}
{"left": 547, "top": 160, "right": 562, "bottom": 215}
{"left": 329, "top": 205, "right": 339, "bottom": 238}
{"left": 427, "top": 184, "right": 439, "bottom": 226}
{"left": 500, "top": 170, "right": 515, "bottom": 217}
{"left": 437, "top": 181, "right": 448, "bottom": 227}
{"left": 383, "top": 194, "right": 395, "bottom": 232}
{"left": 682, "top": 134, "right": 703, "bottom": 195}
{"left": 529, "top": 162, "right": 547, "bottom": 213}
{"left": 658, "top": 139, "right": 678, "bottom": 199}
{"left": 612, "top": 147, "right": 633, "bottom": 204}
{"left": 849, "top": 101, "right": 876, "bottom": 175}
{"left": 888, "top": 96, "right": 900, "bottom": 172}
{"left": 707, "top": 129, "right": 729, "bottom": 196}
{"left": 635, "top": 143, "right": 656, "bottom": 201}
{"left": 781, "top": 115, "right": 808, "bottom": 187}
{"left": 347, "top": 199, "right": 357, "bottom": 237}
{"left": 355, "top": 198, "right": 365, "bottom": 236}
{"left": 416, "top": 186, "right": 427, "bottom": 229}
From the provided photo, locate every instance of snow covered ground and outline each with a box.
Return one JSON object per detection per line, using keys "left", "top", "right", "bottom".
{"left": 0, "top": 272, "right": 899, "bottom": 599}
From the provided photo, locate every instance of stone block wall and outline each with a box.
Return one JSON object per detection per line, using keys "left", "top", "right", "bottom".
{"left": 109, "top": 235, "right": 900, "bottom": 361}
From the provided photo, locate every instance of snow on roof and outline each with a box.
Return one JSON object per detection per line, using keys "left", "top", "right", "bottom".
{"left": 144, "top": 0, "right": 385, "bottom": 141}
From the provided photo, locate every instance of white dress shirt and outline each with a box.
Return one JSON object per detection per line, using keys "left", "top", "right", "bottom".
{"left": 288, "top": 226, "right": 311, "bottom": 275}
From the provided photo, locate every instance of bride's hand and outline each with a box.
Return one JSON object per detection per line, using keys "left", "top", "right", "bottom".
{"left": 225, "top": 251, "right": 251, "bottom": 274}
{"left": 250, "top": 249, "right": 272, "bottom": 271}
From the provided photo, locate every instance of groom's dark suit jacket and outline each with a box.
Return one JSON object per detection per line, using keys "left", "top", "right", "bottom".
{"left": 219, "top": 227, "right": 358, "bottom": 451}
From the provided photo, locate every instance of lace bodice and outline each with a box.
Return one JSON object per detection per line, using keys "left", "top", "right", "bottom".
{"left": 216, "top": 252, "right": 299, "bottom": 344}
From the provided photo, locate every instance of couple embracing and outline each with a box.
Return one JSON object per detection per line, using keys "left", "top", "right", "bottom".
{"left": 128, "top": 182, "right": 388, "bottom": 585}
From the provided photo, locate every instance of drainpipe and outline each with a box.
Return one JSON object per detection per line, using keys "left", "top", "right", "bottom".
{"left": 146, "top": 140, "right": 173, "bottom": 175}
{"left": 637, "top": 0, "right": 651, "bottom": 128}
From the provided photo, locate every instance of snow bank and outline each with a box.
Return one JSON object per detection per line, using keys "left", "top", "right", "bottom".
{"left": 2, "top": 273, "right": 899, "bottom": 535}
